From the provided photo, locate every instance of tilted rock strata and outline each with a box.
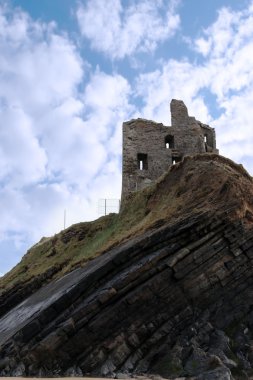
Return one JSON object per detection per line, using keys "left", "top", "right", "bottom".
{"left": 1, "top": 154, "right": 253, "bottom": 379}
{"left": 1, "top": 153, "right": 253, "bottom": 317}
{"left": 0, "top": 211, "right": 253, "bottom": 379}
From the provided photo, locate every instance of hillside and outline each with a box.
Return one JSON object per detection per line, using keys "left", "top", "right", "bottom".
{"left": 1, "top": 154, "right": 252, "bottom": 300}
{"left": 0, "top": 154, "right": 253, "bottom": 315}
{"left": 0, "top": 154, "right": 253, "bottom": 379}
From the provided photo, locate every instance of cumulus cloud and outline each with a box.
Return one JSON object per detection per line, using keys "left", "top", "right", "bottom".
{"left": 0, "top": 4, "right": 134, "bottom": 274}
{"left": 135, "top": 60, "right": 211, "bottom": 124}
{"left": 134, "top": 1, "right": 253, "bottom": 173}
{"left": 0, "top": 5, "right": 83, "bottom": 186}
{"left": 76, "top": 0, "right": 181, "bottom": 59}
{"left": 193, "top": 2, "right": 253, "bottom": 172}
{"left": 0, "top": 108, "right": 47, "bottom": 187}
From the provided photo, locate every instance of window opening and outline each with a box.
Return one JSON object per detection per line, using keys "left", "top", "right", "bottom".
{"left": 204, "top": 135, "right": 208, "bottom": 152}
{"left": 172, "top": 156, "right": 181, "bottom": 165}
{"left": 165, "top": 135, "right": 174, "bottom": 149}
{"left": 137, "top": 153, "right": 148, "bottom": 170}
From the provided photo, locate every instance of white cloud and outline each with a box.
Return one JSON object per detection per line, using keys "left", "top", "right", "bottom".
{"left": 192, "top": 4, "right": 253, "bottom": 100}
{"left": 0, "top": 4, "right": 135, "bottom": 274}
{"left": 194, "top": 7, "right": 239, "bottom": 58}
{"left": 135, "top": 60, "right": 211, "bottom": 124}
{"left": 76, "top": 0, "right": 180, "bottom": 59}
{"left": 0, "top": 108, "right": 47, "bottom": 186}
{"left": 135, "top": 1, "right": 253, "bottom": 169}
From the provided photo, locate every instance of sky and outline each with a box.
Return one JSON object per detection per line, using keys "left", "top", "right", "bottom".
{"left": 1, "top": 0, "right": 253, "bottom": 276}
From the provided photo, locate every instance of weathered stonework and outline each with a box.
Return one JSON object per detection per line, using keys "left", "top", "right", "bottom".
{"left": 122, "top": 99, "right": 219, "bottom": 201}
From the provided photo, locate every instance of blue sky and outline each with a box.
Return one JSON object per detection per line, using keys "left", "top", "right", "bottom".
{"left": 1, "top": 0, "right": 253, "bottom": 275}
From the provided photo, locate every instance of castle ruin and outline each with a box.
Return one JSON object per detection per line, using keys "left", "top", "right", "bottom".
{"left": 121, "top": 99, "right": 219, "bottom": 201}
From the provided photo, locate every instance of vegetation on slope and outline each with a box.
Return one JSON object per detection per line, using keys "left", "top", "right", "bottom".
{"left": 1, "top": 154, "right": 253, "bottom": 297}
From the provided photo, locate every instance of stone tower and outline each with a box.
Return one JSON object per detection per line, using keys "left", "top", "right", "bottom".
{"left": 121, "top": 99, "right": 218, "bottom": 202}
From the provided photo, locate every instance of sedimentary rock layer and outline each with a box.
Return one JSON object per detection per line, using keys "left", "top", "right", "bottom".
{"left": 0, "top": 210, "right": 253, "bottom": 379}
{"left": 1, "top": 155, "right": 253, "bottom": 379}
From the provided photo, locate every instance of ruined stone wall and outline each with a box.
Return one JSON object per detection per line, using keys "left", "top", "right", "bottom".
{"left": 170, "top": 99, "right": 189, "bottom": 126}
{"left": 121, "top": 99, "right": 219, "bottom": 202}
{"left": 122, "top": 120, "right": 171, "bottom": 196}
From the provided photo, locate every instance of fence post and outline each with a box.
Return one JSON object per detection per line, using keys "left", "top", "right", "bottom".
{"left": 64, "top": 209, "right": 66, "bottom": 229}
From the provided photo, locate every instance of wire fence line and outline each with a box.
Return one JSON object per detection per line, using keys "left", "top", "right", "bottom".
{"left": 98, "top": 199, "right": 121, "bottom": 217}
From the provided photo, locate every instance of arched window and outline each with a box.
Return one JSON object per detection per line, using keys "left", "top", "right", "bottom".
{"left": 165, "top": 135, "right": 174, "bottom": 149}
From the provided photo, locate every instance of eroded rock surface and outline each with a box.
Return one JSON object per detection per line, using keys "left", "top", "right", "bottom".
{"left": 0, "top": 212, "right": 253, "bottom": 379}
{"left": 0, "top": 155, "right": 253, "bottom": 380}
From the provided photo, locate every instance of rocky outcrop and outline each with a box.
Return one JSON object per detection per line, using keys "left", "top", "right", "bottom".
{"left": 0, "top": 155, "right": 253, "bottom": 379}
{"left": 1, "top": 212, "right": 253, "bottom": 379}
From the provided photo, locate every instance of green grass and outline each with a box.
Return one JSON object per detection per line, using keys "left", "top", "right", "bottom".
{"left": 0, "top": 184, "right": 153, "bottom": 293}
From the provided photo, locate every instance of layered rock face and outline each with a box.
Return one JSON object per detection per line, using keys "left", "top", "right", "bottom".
{"left": 0, "top": 155, "right": 253, "bottom": 379}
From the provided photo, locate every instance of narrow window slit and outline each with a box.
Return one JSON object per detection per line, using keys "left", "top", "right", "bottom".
{"left": 137, "top": 153, "right": 148, "bottom": 170}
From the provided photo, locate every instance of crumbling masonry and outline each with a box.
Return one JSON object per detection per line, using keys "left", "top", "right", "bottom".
{"left": 121, "top": 99, "right": 219, "bottom": 201}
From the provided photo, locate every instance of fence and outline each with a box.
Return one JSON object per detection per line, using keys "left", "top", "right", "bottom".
{"left": 98, "top": 199, "right": 121, "bottom": 217}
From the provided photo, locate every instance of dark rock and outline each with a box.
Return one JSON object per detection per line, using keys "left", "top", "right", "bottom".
{"left": 0, "top": 212, "right": 253, "bottom": 378}
{"left": 10, "top": 362, "right": 26, "bottom": 377}
{"left": 196, "top": 366, "right": 232, "bottom": 379}
{"left": 64, "top": 366, "right": 83, "bottom": 377}
{"left": 1, "top": 155, "right": 253, "bottom": 379}
{"left": 116, "top": 372, "right": 130, "bottom": 379}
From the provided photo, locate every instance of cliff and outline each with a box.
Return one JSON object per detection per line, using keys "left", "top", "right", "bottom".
{"left": 1, "top": 154, "right": 253, "bottom": 379}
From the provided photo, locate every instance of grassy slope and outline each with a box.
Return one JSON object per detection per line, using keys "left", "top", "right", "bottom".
{"left": 1, "top": 154, "right": 253, "bottom": 294}
{"left": 0, "top": 182, "right": 152, "bottom": 293}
